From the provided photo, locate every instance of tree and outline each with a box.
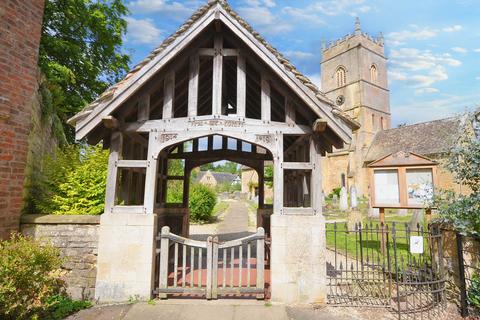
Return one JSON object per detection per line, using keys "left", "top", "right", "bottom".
{"left": 39, "top": 0, "right": 130, "bottom": 142}
{"left": 435, "top": 112, "right": 480, "bottom": 237}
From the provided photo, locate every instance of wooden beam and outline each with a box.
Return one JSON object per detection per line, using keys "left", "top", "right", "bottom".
{"left": 116, "top": 160, "right": 148, "bottom": 168}
{"left": 282, "top": 162, "right": 313, "bottom": 170}
{"left": 237, "top": 55, "right": 246, "bottom": 118}
{"left": 212, "top": 33, "right": 223, "bottom": 115}
{"left": 261, "top": 76, "right": 271, "bottom": 122}
{"left": 313, "top": 118, "right": 327, "bottom": 133}
{"left": 124, "top": 116, "right": 312, "bottom": 135}
{"left": 105, "top": 131, "right": 123, "bottom": 213}
{"left": 102, "top": 116, "right": 119, "bottom": 129}
{"left": 138, "top": 94, "right": 150, "bottom": 121}
{"left": 188, "top": 55, "right": 199, "bottom": 117}
{"left": 163, "top": 71, "right": 175, "bottom": 119}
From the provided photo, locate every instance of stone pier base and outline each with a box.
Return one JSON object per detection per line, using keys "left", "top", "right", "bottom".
{"left": 270, "top": 214, "right": 326, "bottom": 304}
{"left": 95, "top": 214, "right": 157, "bottom": 302}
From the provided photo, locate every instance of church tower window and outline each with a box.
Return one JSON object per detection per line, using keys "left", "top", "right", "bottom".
{"left": 336, "top": 66, "right": 347, "bottom": 87}
{"left": 370, "top": 64, "right": 378, "bottom": 83}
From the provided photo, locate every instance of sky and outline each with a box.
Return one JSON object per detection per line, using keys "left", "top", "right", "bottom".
{"left": 122, "top": 0, "right": 480, "bottom": 127}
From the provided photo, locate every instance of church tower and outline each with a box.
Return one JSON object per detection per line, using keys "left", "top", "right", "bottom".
{"left": 320, "top": 18, "right": 390, "bottom": 196}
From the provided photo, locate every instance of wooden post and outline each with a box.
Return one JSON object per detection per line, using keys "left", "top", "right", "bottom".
{"left": 256, "top": 227, "right": 265, "bottom": 299}
{"left": 158, "top": 226, "right": 170, "bottom": 299}
{"left": 261, "top": 76, "right": 271, "bottom": 122}
{"left": 425, "top": 208, "right": 432, "bottom": 223}
{"left": 273, "top": 133, "right": 283, "bottom": 214}
{"left": 285, "top": 99, "right": 295, "bottom": 125}
{"left": 211, "top": 236, "right": 219, "bottom": 299}
{"left": 258, "top": 163, "right": 265, "bottom": 209}
{"left": 212, "top": 34, "right": 223, "bottom": 115}
{"left": 105, "top": 131, "right": 123, "bottom": 214}
{"left": 138, "top": 94, "right": 150, "bottom": 121}
{"left": 163, "top": 71, "right": 175, "bottom": 119}
{"left": 379, "top": 207, "right": 386, "bottom": 254}
{"left": 236, "top": 55, "right": 246, "bottom": 117}
{"left": 310, "top": 137, "right": 322, "bottom": 214}
{"left": 144, "top": 132, "right": 159, "bottom": 214}
{"left": 188, "top": 55, "right": 199, "bottom": 117}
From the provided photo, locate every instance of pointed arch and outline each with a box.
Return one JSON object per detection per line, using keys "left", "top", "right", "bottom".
{"left": 336, "top": 66, "right": 347, "bottom": 87}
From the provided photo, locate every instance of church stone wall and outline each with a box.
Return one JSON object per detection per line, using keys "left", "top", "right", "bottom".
{"left": 20, "top": 215, "right": 100, "bottom": 300}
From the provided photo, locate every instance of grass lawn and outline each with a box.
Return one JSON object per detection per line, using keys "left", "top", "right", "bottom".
{"left": 325, "top": 219, "right": 433, "bottom": 272}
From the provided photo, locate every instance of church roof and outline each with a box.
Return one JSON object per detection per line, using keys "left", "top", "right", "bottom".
{"left": 365, "top": 116, "right": 463, "bottom": 163}
{"left": 68, "top": 0, "right": 359, "bottom": 138}
{"left": 196, "top": 171, "right": 239, "bottom": 184}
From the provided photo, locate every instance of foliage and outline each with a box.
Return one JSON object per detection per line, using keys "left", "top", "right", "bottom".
{"left": 328, "top": 187, "right": 342, "bottom": 199}
{"left": 435, "top": 117, "right": 480, "bottom": 237}
{"left": 264, "top": 165, "right": 273, "bottom": 188}
{"left": 44, "top": 295, "right": 92, "bottom": 320}
{"left": 200, "top": 161, "right": 240, "bottom": 175}
{"left": 0, "top": 234, "right": 63, "bottom": 319}
{"left": 216, "top": 181, "right": 241, "bottom": 193}
{"left": 34, "top": 145, "right": 109, "bottom": 215}
{"left": 39, "top": 0, "right": 130, "bottom": 142}
{"left": 468, "top": 273, "right": 480, "bottom": 310}
{"left": 189, "top": 184, "right": 217, "bottom": 222}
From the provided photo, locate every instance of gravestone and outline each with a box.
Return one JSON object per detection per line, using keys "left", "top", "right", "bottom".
{"left": 368, "top": 206, "right": 379, "bottom": 218}
{"left": 398, "top": 209, "right": 408, "bottom": 216}
{"left": 409, "top": 209, "right": 424, "bottom": 230}
{"left": 332, "top": 194, "right": 338, "bottom": 208}
{"left": 350, "top": 186, "right": 358, "bottom": 209}
{"left": 339, "top": 187, "right": 348, "bottom": 211}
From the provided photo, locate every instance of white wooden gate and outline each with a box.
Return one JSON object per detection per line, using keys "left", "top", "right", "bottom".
{"left": 156, "top": 226, "right": 265, "bottom": 299}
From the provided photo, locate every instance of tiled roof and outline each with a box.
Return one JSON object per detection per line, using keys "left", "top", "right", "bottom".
{"left": 68, "top": 0, "right": 359, "bottom": 130}
{"left": 365, "top": 116, "right": 463, "bottom": 162}
{"left": 197, "top": 171, "right": 239, "bottom": 184}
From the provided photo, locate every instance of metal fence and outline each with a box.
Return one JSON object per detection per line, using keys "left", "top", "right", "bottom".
{"left": 326, "top": 222, "right": 447, "bottom": 320}
{"left": 456, "top": 233, "right": 480, "bottom": 318}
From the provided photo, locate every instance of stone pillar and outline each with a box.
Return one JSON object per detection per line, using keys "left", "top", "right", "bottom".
{"left": 95, "top": 213, "right": 157, "bottom": 302}
{"left": 270, "top": 214, "right": 326, "bottom": 304}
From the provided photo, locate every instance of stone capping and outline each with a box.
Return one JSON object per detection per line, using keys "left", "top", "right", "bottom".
{"left": 20, "top": 214, "right": 100, "bottom": 225}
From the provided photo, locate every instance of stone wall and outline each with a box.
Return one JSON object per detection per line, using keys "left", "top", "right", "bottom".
{"left": 0, "top": 0, "right": 45, "bottom": 239}
{"left": 20, "top": 215, "right": 100, "bottom": 300}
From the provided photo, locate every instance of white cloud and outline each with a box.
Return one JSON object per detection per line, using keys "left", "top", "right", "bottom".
{"left": 125, "top": 17, "right": 163, "bottom": 45}
{"left": 392, "top": 94, "right": 480, "bottom": 126}
{"left": 387, "top": 26, "right": 437, "bottom": 46}
{"left": 389, "top": 48, "right": 461, "bottom": 88}
{"left": 476, "top": 76, "right": 480, "bottom": 80}
{"left": 238, "top": 3, "right": 292, "bottom": 34}
{"left": 474, "top": 48, "right": 480, "bottom": 53}
{"left": 387, "top": 24, "right": 464, "bottom": 47}
{"left": 284, "top": 50, "right": 316, "bottom": 61}
{"left": 129, "top": 0, "right": 200, "bottom": 20}
{"left": 308, "top": 0, "right": 367, "bottom": 16}
{"left": 415, "top": 87, "right": 439, "bottom": 95}
{"left": 282, "top": 7, "right": 325, "bottom": 25}
{"left": 452, "top": 46, "right": 468, "bottom": 53}
{"left": 245, "top": 0, "right": 276, "bottom": 7}
{"left": 443, "top": 25, "right": 462, "bottom": 32}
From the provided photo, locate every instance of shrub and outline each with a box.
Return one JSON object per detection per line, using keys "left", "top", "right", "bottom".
{"left": 468, "top": 273, "right": 480, "bottom": 311}
{"left": 34, "top": 144, "right": 109, "bottom": 215}
{"left": 189, "top": 184, "right": 217, "bottom": 222}
{"left": 44, "top": 295, "right": 92, "bottom": 320}
{"left": 0, "top": 234, "right": 63, "bottom": 319}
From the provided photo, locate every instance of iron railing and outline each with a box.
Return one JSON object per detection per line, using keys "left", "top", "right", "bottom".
{"left": 326, "top": 222, "right": 446, "bottom": 320}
